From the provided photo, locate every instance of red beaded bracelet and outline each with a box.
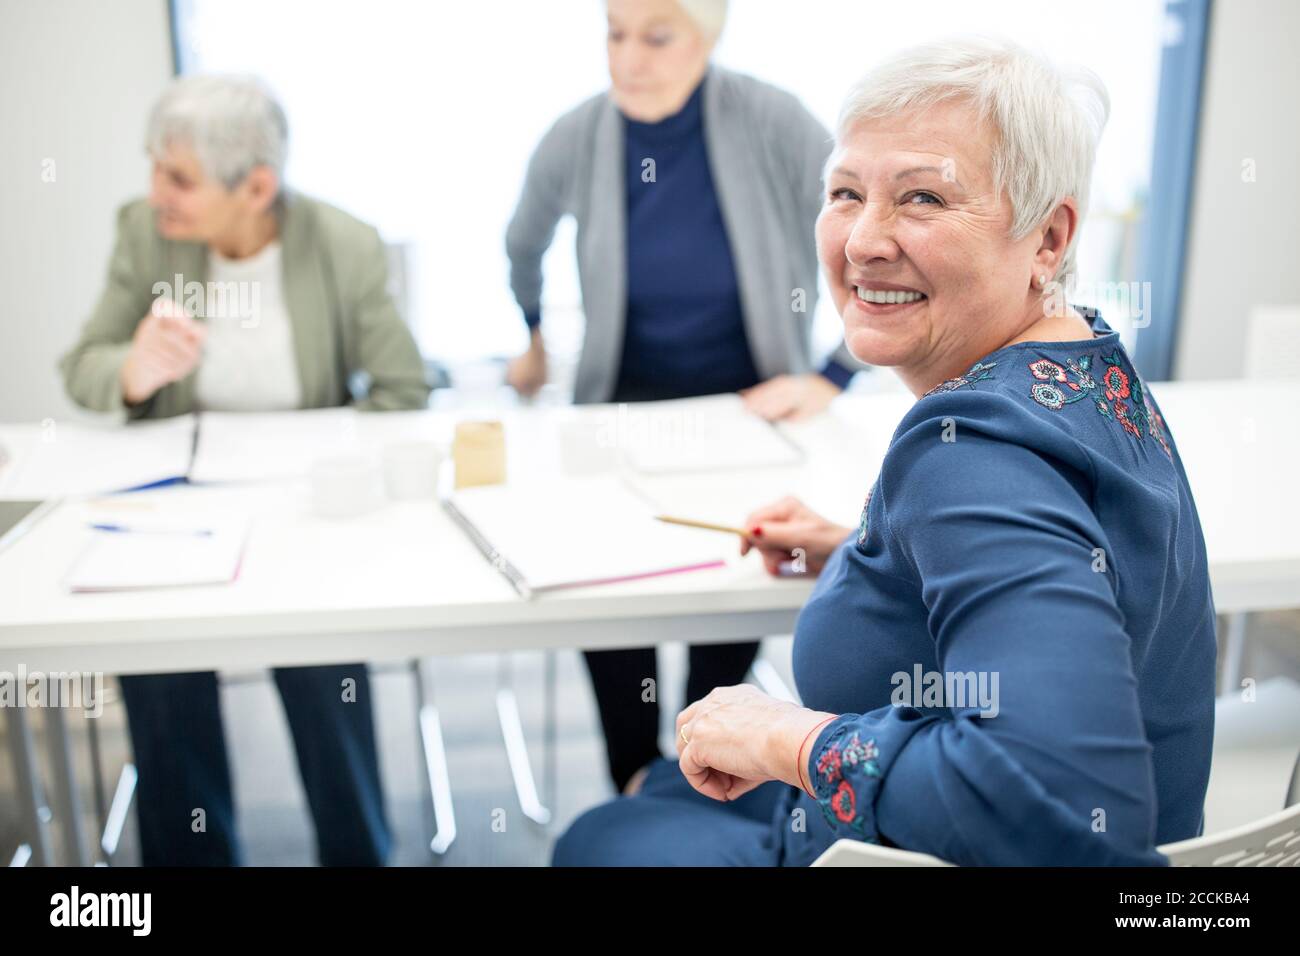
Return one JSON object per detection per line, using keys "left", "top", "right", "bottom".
{"left": 796, "top": 714, "right": 839, "bottom": 798}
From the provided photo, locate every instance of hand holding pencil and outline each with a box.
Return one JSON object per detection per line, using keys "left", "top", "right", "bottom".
{"left": 657, "top": 497, "right": 852, "bottom": 577}
{"left": 738, "top": 496, "right": 853, "bottom": 577}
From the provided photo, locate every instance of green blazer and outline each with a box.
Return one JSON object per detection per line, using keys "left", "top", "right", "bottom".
{"left": 60, "top": 193, "right": 430, "bottom": 418}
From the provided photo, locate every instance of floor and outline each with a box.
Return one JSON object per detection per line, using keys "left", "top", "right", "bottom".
{"left": 1, "top": 638, "right": 798, "bottom": 866}
{"left": 4, "top": 615, "right": 1299, "bottom": 867}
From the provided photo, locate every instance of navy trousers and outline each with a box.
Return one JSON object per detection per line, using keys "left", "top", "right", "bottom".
{"left": 118, "top": 664, "right": 390, "bottom": 866}
{"left": 553, "top": 756, "right": 788, "bottom": 866}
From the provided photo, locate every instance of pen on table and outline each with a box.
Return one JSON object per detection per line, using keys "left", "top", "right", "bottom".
{"left": 88, "top": 522, "right": 213, "bottom": 537}
{"left": 654, "top": 515, "right": 752, "bottom": 538}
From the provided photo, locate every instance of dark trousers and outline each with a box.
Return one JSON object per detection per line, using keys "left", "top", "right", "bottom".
{"left": 582, "top": 641, "right": 761, "bottom": 791}
{"left": 118, "top": 664, "right": 390, "bottom": 866}
{"left": 584, "top": 378, "right": 765, "bottom": 792}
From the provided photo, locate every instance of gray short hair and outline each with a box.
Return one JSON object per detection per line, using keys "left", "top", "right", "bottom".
{"left": 677, "top": 0, "right": 728, "bottom": 41}
{"left": 835, "top": 36, "right": 1110, "bottom": 284}
{"left": 145, "top": 74, "right": 288, "bottom": 190}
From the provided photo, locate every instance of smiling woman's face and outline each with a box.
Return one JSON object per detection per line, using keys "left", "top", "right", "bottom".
{"left": 817, "top": 99, "right": 1048, "bottom": 391}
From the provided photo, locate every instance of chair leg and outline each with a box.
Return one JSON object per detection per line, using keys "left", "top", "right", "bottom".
{"left": 411, "top": 659, "right": 456, "bottom": 855}
{"left": 100, "top": 764, "right": 137, "bottom": 863}
{"left": 752, "top": 657, "right": 796, "bottom": 703}
{"left": 495, "top": 655, "right": 551, "bottom": 826}
{"left": 1221, "top": 612, "right": 1251, "bottom": 696}
{"left": 8, "top": 845, "right": 32, "bottom": 867}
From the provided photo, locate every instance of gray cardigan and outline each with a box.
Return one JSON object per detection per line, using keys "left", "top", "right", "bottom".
{"left": 505, "top": 65, "right": 861, "bottom": 405}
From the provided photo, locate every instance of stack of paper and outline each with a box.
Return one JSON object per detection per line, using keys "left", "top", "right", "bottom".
{"left": 189, "top": 408, "right": 359, "bottom": 483}
{"left": 603, "top": 394, "right": 804, "bottom": 474}
{"left": 65, "top": 514, "right": 250, "bottom": 592}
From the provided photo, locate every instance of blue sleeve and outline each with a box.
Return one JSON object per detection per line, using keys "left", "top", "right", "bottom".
{"left": 817, "top": 355, "right": 854, "bottom": 390}
{"left": 805, "top": 393, "right": 1167, "bottom": 866}
{"left": 522, "top": 307, "right": 541, "bottom": 330}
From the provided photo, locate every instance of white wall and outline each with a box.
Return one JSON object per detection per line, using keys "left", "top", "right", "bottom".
{"left": 1, "top": 0, "right": 1293, "bottom": 419}
{"left": 1174, "top": 0, "right": 1300, "bottom": 380}
{"left": 0, "top": 0, "right": 173, "bottom": 423}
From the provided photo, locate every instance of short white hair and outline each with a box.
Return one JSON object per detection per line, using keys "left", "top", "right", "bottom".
{"left": 677, "top": 0, "right": 728, "bottom": 41}
{"left": 145, "top": 74, "right": 288, "bottom": 191}
{"left": 835, "top": 36, "right": 1109, "bottom": 284}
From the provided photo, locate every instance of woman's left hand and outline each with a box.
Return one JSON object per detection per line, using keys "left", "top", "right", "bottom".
{"left": 740, "top": 374, "right": 841, "bottom": 421}
{"left": 675, "top": 684, "right": 837, "bottom": 802}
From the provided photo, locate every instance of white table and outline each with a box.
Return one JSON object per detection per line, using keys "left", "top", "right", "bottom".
{"left": 3, "top": 380, "right": 1298, "bottom": 863}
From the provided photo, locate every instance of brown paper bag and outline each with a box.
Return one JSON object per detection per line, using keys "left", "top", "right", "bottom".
{"left": 453, "top": 420, "right": 507, "bottom": 489}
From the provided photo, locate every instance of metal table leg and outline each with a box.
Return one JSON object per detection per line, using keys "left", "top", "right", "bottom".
{"left": 3, "top": 677, "right": 52, "bottom": 867}
{"left": 44, "top": 702, "right": 90, "bottom": 866}
{"left": 1221, "top": 611, "right": 1251, "bottom": 696}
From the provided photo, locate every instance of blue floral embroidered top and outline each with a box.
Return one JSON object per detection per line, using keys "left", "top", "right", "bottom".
{"left": 777, "top": 308, "right": 1217, "bottom": 866}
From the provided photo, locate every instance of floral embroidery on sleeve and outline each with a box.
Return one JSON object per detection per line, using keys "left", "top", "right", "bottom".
{"left": 812, "top": 729, "right": 882, "bottom": 838}
{"left": 922, "top": 360, "right": 997, "bottom": 398}
{"left": 1027, "top": 351, "right": 1173, "bottom": 459}
{"left": 854, "top": 485, "right": 875, "bottom": 553}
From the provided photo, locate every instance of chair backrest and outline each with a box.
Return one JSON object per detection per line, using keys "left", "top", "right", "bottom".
{"left": 812, "top": 841, "right": 952, "bottom": 867}
{"left": 1242, "top": 304, "right": 1300, "bottom": 379}
{"left": 1159, "top": 800, "right": 1300, "bottom": 866}
{"left": 812, "top": 799, "right": 1300, "bottom": 867}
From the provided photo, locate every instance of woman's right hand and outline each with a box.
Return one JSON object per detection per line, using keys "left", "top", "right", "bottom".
{"left": 120, "top": 298, "right": 207, "bottom": 406}
{"left": 506, "top": 328, "right": 547, "bottom": 397}
{"left": 740, "top": 496, "right": 851, "bottom": 577}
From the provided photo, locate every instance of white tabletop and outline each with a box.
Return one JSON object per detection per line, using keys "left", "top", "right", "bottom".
{"left": 0, "top": 380, "right": 1296, "bottom": 676}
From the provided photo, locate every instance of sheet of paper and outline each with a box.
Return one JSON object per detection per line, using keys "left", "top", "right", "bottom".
{"left": 189, "top": 408, "right": 359, "bottom": 483}
{"left": 65, "top": 513, "right": 250, "bottom": 592}
{"left": 0, "top": 416, "right": 195, "bottom": 499}
{"left": 446, "top": 476, "right": 729, "bottom": 593}
{"left": 604, "top": 394, "right": 804, "bottom": 474}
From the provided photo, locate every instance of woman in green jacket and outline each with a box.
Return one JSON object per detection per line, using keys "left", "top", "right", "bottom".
{"left": 60, "top": 74, "right": 428, "bottom": 866}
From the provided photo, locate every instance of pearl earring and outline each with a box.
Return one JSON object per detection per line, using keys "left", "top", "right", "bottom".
{"left": 1037, "top": 275, "right": 1047, "bottom": 288}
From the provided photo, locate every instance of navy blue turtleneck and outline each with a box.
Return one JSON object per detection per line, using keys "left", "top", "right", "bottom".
{"left": 524, "top": 81, "right": 854, "bottom": 400}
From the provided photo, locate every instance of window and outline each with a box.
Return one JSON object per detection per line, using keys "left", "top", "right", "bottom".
{"left": 173, "top": 0, "right": 1173, "bottom": 381}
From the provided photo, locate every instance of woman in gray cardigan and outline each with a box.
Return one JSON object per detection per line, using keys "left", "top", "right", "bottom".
{"left": 504, "top": 0, "right": 860, "bottom": 794}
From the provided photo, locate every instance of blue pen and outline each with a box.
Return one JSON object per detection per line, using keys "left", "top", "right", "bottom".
{"left": 89, "top": 523, "right": 213, "bottom": 537}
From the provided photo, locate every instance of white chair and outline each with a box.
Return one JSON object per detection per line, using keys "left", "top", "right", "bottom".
{"left": 1160, "top": 801, "right": 1300, "bottom": 866}
{"left": 1243, "top": 304, "right": 1300, "bottom": 380}
{"left": 813, "top": 799, "right": 1300, "bottom": 867}
{"left": 1203, "top": 676, "right": 1300, "bottom": 832}
{"left": 1218, "top": 305, "right": 1300, "bottom": 693}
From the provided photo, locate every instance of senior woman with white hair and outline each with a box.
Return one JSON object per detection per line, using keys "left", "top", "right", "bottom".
{"left": 506, "top": 0, "right": 864, "bottom": 798}
{"left": 554, "top": 36, "right": 1216, "bottom": 867}
{"left": 60, "top": 75, "right": 428, "bottom": 866}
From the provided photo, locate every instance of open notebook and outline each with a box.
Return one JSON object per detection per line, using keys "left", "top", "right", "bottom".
{"left": 442, "top": 476, "right": 729, "bottom": 598}
{"left": 0, "top": 416, "right": 195, "bottom": 499}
